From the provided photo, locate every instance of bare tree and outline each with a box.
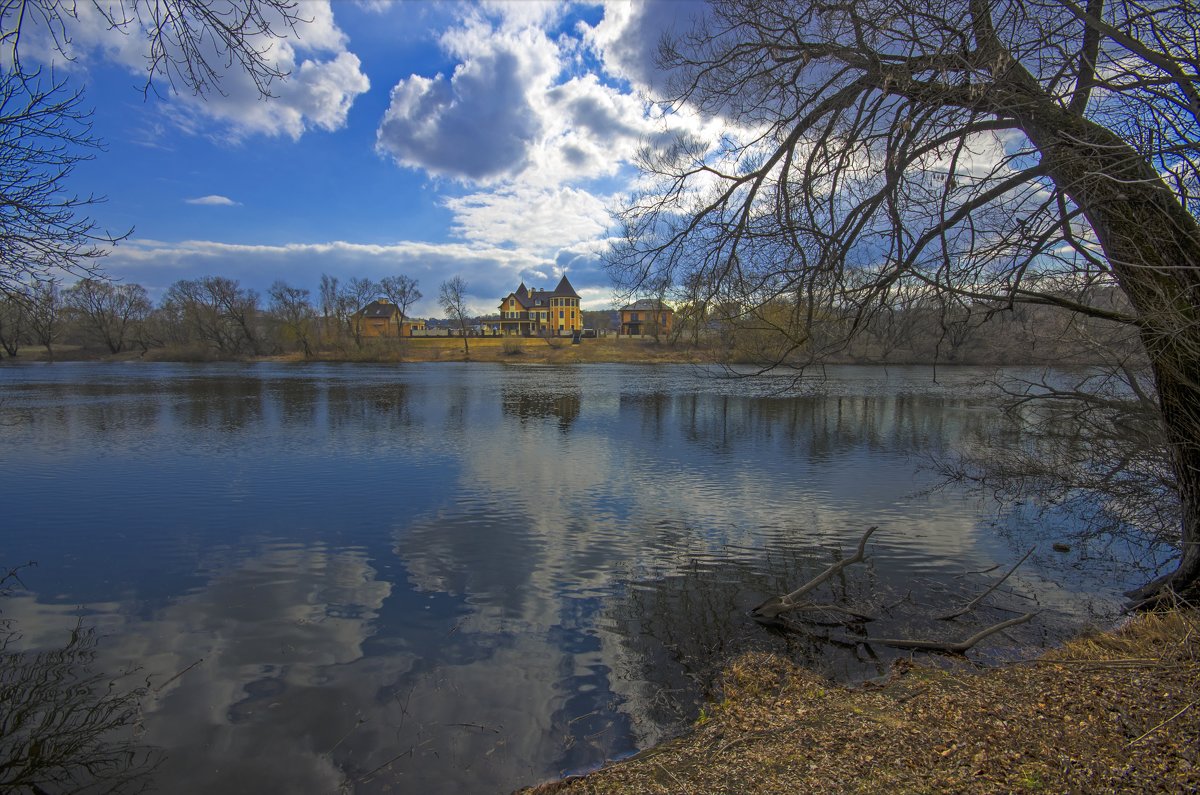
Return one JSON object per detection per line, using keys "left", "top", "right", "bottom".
{"left": 163, "top": 276, "right": 260, "bottom": 355}
{"left": 608, "top": 0, "right": 1200, "bottom": 600}
{"left": 63, "top": 278, "right": 151, "bottom": 354}
{"left": 1, "top": 0, "right": 304, "bottom": 300}
{"left": 0, "top": 293, "right": 26, "bottom": 357}
{"left": 0, "top": 69, "right": 122, "bottom": 300}
{"left": 379, "top": 274, "right": 421, "bottom": 340}
{"left": 439, "top": 275, "right": 471, "bottom": 357}
{"left": 23, "top": 279, "right": 61, "bottom": 359}
{"left": 345, "top": 277, "right": 378, "bottom": 349}
{"left": 267, "top": 280, "right": 316, "bottom": 357}
{"left": 2, "top": 1, "right": 305, "bottom": 98}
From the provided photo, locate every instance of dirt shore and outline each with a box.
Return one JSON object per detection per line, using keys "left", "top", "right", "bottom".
{"left": 1, "top": 337, "right": 711, "bottom": 365}
{"left": 520, "top": 609, "right": 1199, "bottom": 794}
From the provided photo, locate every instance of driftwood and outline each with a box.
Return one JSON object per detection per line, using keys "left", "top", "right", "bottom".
{"left": 751, "top": 526, "right": 878, "bottom": 622}
{"left": 865, "top": 612, "right": 1038, "bottom": 655}
{"left": 937, "top": 546, "right": 1035, "bottom": 621}
{"left": 749, "top": 526, "right": 1042, "bottom": 657}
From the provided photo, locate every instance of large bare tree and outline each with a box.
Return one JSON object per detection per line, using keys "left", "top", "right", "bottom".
{"left": 1, "top": 0, "right": 304, "bottom": 296}
{"left": 608, "top": 0, "right": 1200, "bottom": 599}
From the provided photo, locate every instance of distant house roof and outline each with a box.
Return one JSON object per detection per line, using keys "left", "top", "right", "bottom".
{"left": 501, "top": 275, "right": 581, "bottom": 309}
{"left": 357, "top": 299, "right": 416, "bottom": 321}
{"left": 620, "top": 299, "right": 673, "bottom": 312}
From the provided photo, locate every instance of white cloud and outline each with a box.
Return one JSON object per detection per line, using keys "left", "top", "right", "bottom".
{"left": 185, "top": 195, "right": 239, "bottom": 206}
{"left": 100, "top": 237, "right": 622, "bottom": 316}
{"left": 582, "top": 0, "right": 710, "bottom": 95}
{"left": 367, "top": 2, "right": 741, "bottom": 308}
{"left": 445, "top": 185, "right": 610, "bottom": 250}
{"left": 26, "top": 0, "right": 369, "bottom": 141}
{"left": 376, "top": 21, "right": 560, "bottom": 182}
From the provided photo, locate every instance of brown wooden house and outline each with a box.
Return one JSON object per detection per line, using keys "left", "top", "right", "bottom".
{"left": 619, "top": 299, "right": 673, "bottom": 338}
{"left": 353, "top": 299, "right": 425, "bottom": 338}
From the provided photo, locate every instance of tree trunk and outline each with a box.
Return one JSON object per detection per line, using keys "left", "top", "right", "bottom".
{"left": 1009, "top": 76, "right": 1200, "bottom": 598}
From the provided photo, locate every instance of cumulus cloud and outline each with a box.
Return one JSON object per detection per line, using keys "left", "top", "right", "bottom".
{"left": 376, "top": 22, "right": 560, "bottom": 181}
{"left": 185, "top": 195, "right": 239, "bottom": 206}
{"left": 26, "top": 0, "right": 369, "bottom": 140}
{"left": 581, "top": 0, "right": 710, "bottom": 96}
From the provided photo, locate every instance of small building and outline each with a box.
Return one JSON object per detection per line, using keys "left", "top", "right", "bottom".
{"left": 353, "top": 299, "right": 425, "bottom": 337}
{"left": 498, "top": 276, "right": 583, "bottom": 336}
{"left": 619, "top": 299, "right": 674, "bottom": 338}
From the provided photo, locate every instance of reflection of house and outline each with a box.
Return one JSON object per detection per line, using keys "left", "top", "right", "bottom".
{"left": 619, "top": 299, "right": 674, "bottom": 337}
{"left": 501, "top": 388, "right": 581, "bottom": 430}
{"left": 498, "top": 276, "right": 583, "bottom": 336}
{"left": 353, "top": 299, "right": 426, "bottom": 337}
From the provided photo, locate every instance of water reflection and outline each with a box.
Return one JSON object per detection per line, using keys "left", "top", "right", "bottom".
{"left": 0, "top": 363, "right": 1130, "bottom": 794}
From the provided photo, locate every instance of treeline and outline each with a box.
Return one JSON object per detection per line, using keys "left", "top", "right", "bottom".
{"left": 669, "top": 289, "right": 1141, "bottom": 367}
{"left": 0, "top": 273, "right": 421, "bottom": 361}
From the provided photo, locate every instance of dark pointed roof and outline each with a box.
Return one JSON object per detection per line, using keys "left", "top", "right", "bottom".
{"left": 553, "top": 275, "right": 579, "bottom": 298}
{"left": 500, "top": 276, "right": 580, "bottom": 310}
{"left": 358, "top": 299, "right": 400, "bottom": 318}
{"left": 357, "top": 299, "right": 417, "bottom": 321}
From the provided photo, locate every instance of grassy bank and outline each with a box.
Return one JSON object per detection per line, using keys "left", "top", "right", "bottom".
{"left": 291, "top": 336, "right": 708, "bottom": 364}
{"left": 6, "top": 335, "right": 1121, "bottom": 367}
{"left": 0, "top": 337, "right": 710, "bottom": 365}
{"left": 523, "top": 609, "right": 1199, "bottom": 794}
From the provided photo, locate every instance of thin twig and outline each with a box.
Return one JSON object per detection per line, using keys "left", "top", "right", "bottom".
{"left": 153, "top": 658, "right": 203, "bottom": 694}
{"left": 1124, "top": 700, "right": 1198, "bottom": 747}
{"left": 938, "top": 547, "right": 1035, "bottom": 620}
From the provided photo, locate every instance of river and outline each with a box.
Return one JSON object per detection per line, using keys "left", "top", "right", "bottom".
{"left": 0, "top": 362, "right": 1141, "bottom": 793}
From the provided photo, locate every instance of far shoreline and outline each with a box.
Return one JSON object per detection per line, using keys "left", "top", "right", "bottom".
{"left": 0, "top": 335, "right": 1114, "bottom": 369}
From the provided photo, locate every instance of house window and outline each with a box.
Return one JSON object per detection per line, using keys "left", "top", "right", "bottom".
{"left": 559, "top": 310, "right": 564, "bottom": 319}
{"left": 630, "top": 312, "right": 639, "bottom": 322}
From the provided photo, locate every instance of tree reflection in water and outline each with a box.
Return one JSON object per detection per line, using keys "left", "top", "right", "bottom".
{"left": 1, "top": 567, "right": 160, "bottom": 794}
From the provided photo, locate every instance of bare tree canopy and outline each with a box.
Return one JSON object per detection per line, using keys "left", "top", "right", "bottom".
{"left": 1, "top": 0, "right": 303, "bottom": 297}
{"left": 608, "top": 0, "right": 1200, "bottom": 598}
{"left": 2, "top": 0, "right": 305, "bottom": 97}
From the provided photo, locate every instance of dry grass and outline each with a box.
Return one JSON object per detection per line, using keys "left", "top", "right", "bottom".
{"left": 295, "top": 337, "right": 710, "bottom": 364}
{"left": 521, "top": 609, "right": 1200, "bottom": 794}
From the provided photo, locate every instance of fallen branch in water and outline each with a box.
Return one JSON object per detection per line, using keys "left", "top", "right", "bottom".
{"left": 938, "top": 547, "right": 1035, "bottom": 621}
{"left": 865, "top": 612, "right": 1038, "bottom": 655}
{"left": 751, "top": 527, "right": 878, "bottom": 621}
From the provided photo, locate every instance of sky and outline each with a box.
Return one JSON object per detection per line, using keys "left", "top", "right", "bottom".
{"left": 30, "top": 0, "right": 713, "bottom": 318}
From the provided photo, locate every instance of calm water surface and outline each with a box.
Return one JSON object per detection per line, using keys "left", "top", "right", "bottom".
{"left": 1, "top": 363, "right": 1137, "bottom": 793}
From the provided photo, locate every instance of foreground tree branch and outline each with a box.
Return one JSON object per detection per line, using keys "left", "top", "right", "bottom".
{"left": 608, "top": 0, "right": 1200, "bottom": 599}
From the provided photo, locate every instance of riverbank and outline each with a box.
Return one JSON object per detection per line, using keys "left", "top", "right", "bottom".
{"left": 521, "top": 608, "right": 1199, "bottom": 794}
{"left": 3, "top": 335, "right": 1110, "bottom": 366}
{"left": 0, "top": 337, "right": 708, "bottom": 365}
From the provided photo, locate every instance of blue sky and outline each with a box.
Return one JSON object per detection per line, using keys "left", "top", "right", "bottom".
{"left": 32, "top": 1, "right": 712, "bottom": 317}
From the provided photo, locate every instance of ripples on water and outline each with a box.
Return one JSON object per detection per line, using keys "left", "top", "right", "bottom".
{"left": 0, "top": 362, "right": 1136, "bottom": 793}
